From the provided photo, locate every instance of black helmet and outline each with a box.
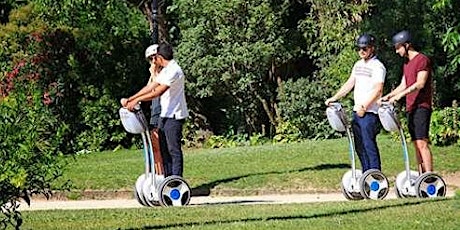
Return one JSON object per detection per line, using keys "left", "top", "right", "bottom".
{"left": 392, "top": 30, "right": 411, "bottom": 46}
{"left": 356, "top": 34, "right": 376, "bottom": 48}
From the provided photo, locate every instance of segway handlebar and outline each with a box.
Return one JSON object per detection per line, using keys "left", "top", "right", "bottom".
{"left": 377, "top": 100, "right": 400, "bottom": 132}
{"left": 119, "top": 104, "right": 149, "bottom": 134}
{"left": 326, "top": 102, "right": 348, "bottom": 132}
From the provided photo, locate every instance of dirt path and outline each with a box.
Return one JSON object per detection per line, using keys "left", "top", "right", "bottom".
{"left": 16, "top": 193, "right": 366, "bottom": 211}
{"left": 19, "top": 188, "right": 456, "bottom": 211}
{"left": 17, "top": 171, "right": 459, "bottom": 211}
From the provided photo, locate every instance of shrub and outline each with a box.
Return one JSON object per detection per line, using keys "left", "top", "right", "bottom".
{"left": 278, "top": 77, "right": 337, "bottom": 140}
{"left": 0, "top": 81, "right": 67, "bottom": 229}
{"left": 430, "top": 101, "right": 460, "bottom": 146}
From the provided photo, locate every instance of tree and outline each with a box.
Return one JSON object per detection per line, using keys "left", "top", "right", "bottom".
{"left": 171, "top": 0, "right": 311, "bottom": 137}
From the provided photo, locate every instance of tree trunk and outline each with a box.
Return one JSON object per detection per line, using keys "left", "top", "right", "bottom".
{"left": 140, "top": 0, "right": 168, "bottom": 43}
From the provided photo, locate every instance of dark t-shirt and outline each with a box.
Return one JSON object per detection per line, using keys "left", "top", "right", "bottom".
{"left": 403, "top": 53, "right": 433, "bottom": 112}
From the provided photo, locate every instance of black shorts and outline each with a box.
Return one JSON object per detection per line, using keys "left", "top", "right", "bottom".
{"left": 407, "top": 107, "right": 431, "bottom": 141}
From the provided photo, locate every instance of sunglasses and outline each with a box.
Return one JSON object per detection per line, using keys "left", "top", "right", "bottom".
{"left": 356, "top": 47, "right": 370, "bottom": 52}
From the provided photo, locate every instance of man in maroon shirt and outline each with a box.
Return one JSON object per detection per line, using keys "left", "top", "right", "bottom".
{"left": 380, "top": 30, "right": 434, "bottom": 173}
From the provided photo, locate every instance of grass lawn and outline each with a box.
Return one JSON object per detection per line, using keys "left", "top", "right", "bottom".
{"left": 17, "top": 137, "right": 460, "bottom": 230}
{"left": 21, "top": 197, "right": 460, "bottom": 229}
{"left": 54, "top": 134, "right": 460, "bottom": 196}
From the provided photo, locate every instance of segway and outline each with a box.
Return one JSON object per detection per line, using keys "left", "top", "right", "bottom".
{"left": 378, "top": 102, "right": 447, "bottom": 198}
{"left": 119, "top": 105, "right": 191, "bottom": 206}
{"left": 326, "top": 102, "right": 389, "bottom": 200}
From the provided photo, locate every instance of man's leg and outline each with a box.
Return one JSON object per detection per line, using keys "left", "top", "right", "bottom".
{"left": 352, "top": 113, "right": 369, "bottom": 172}
{"left": 414, "top": 139, "right": 433, "bottom": 172}
{"left": 150, "top": 128, "right": 164, "bottom": 175}
{"left": 359, "top": 113, "right": 381, "bottom": 171}
{"left": 150, "top": 98, "right": 165, "bottom": 175}
{"left": 163, "top": 118, "right": 185, "bottom": 177}
{"left": 409, "top": 108, "right": 433, "bottom": 173}
{"left": 158, "top": 118, "right": 172, "bottom": 176}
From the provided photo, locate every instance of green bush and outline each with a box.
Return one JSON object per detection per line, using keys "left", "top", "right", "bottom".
{"left": 278, "top": 77, "right": 336, "bottom": 140}
{"left": 0, "top": 82, "right": 67, "bottom": 229}
{"left": 430, "top": 102, "right": 460, "bottom": 146}
{"left": 2, "top": 2, "right": 151, "bottom": 154}
{"left": 76, "top": 92, "right": 123, "bottom": 152}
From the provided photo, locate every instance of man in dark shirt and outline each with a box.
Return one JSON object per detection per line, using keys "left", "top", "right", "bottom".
{"left": 380, "top": 30, "right": 434, "bottom": 173}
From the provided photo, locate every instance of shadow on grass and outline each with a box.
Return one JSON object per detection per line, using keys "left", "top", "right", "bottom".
{"left": 191, "top": 163, "right": 350, "bottom": 196}
{"left": 123, "top": 198, "right": 450, "bottom": 230}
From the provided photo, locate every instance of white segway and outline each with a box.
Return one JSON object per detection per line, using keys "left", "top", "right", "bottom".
{"left": 326, "top": 103, "right": 389, "bottom": 200}
{"left": 378, "top": 102, "right": 447, "bottom": 198}
{"left": 119, "top": 105, "right": 191, "bottom": 206}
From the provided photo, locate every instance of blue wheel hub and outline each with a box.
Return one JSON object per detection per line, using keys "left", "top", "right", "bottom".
{"left": 170, "top": 189, "right": 180, "bottom": 200}
{"left": 370, "top": 181, "right": 380, "bottom": 191}
{"left": 427, "top": 184, "right": 436, "bottom": 195}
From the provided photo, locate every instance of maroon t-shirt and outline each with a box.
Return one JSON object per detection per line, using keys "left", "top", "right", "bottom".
{"left": 403, "top": 53, "right": 433, "bottom": 112}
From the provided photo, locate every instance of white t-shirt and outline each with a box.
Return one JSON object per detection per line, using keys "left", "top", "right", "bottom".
{"left": 351, "top": 56, "right": 386, "bottom": 114}
{"left": 156, "top": 60, "right": 189, "bottom": 119}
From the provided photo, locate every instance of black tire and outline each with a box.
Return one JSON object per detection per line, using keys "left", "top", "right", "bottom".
{"left": 341, "top": 170, "right": 364, "bottom": 200}
{"left": 341, "top": 183, "right": 363, "bottom": 200}
{"left": 134, "top": 174, "right": 149, "bottom": 206}
{"left": 134, "top": 185, "right": 148, "bottom": 206}
{"left": 395, "top": 185, "right": 403, "bottom": 198}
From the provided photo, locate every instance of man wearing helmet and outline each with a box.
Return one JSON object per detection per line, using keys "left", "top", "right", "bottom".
{"left": 325, "top": 33, "right": 386, "bottom": 172}
{"left": 380, "top": 30, "right": 434, "bottom": 173}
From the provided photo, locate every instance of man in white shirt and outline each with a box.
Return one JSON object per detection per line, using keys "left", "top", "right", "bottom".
{"left": 325, "top": 34, "right": 386, "bottom": 172}
{"left": 123, "top": 42, "right": 189, "bottom": 177}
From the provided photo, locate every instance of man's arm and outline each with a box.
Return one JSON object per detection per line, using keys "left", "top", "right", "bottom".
{"left": 381, "top": 75, "right": 406, "bottom": 102}
{"left": 325, "top": 75, "right": 355, "bottom": 105}
{"left": 126, "top": 83, "right": 157, "bottom": 102}
{"left": 126, "top": 84, "right": 169, "bottom": 110}
{"left": 390, "top": 71, "right": 428, "bottom": 102}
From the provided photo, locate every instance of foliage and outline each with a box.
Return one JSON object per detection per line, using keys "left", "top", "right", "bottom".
{"left": 2, "top": 1, "right": 153, "bottom": 153}
{"left": 2, "top": 0, "right": 460, "bottom": 158}
{"left": 30, "top": 0, "right": 151, "bottom": 153}
{"left": 360, "top": 0, "right": 460, "bottom": 107}
{"left": 300, "top": 0, "right": 371, "bottom": 88}
{"left": 272, "top": 120, "right": 302, "bottom": 143}
{"left": 278, "top": 78, "right": 336, "bottom": 140}
{"left": 432, "top": 0, "right": 460, "bottom": 106}
{"left": 203, "top": 132, "right": 269, "bottom": 149}
{"left": 172, "top": 0, "right": 308, "bottom": 137}
{"left": 0, "top": 81, "right": 67, "bottom": 229}
{"left": 430, "top": 102, "right": 460, "bottom": 146}
{"left": 0, "top": 0, "right": 28, "bottom": 24}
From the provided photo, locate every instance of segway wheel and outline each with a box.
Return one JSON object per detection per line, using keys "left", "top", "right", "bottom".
{"left": 395, "top": 170, "right": 419, "bottom": 198}
{"left": 134, "top": 174, "right": 148, "bottom": 206}
{"left": 415, "top": 172, "right": 447, "bottom": 198}
{"left": 142, "top": 174, "right": 160, "bottom": 207}
{"left": 158, "top": 175, "right": 191, "bottom": 206}
{"left": 359, "top": 169, "right": 389, "bottom": 200}
{"left": 341, "top": 170, "right": 364, "bottom": 200}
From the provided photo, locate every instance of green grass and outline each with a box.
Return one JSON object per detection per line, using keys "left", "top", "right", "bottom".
{"left": 21, "top": 197, "right": 460, "bottom": 229}
{"left": 54, "top": 134, "right": 460, "bottom": 195}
